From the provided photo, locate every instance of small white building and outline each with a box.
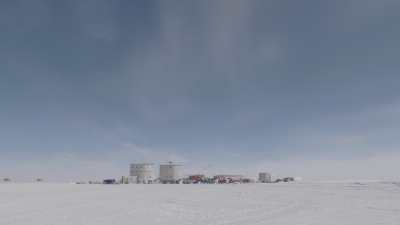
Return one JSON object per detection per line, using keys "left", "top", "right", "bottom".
{"left": 258, "top": 172, "right": 272, "bottom": 183}
{"left": 130, "top": 163, "right": 155, "bottom": 184}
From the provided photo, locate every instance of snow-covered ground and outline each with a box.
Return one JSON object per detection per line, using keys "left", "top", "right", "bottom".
{"left": 1, "top": 181, "right": 400, "bottom": 225}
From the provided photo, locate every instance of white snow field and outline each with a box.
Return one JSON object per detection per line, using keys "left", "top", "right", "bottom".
{"left": 1, "top": 182, "right": 400, "bottom": 225}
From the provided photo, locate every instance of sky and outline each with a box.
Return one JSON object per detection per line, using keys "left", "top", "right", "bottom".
{"left": 1, "top": 0, "right": 400, "bottom": 181}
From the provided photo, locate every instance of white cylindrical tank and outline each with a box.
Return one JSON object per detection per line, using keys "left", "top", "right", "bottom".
{"left": 130, "top": 163, "right": 155, "bottom": 184}
{"left": 258, "top": 172, "right": 272, "bottom": 183}
{"left": 159, "top": 162, "right": 183, "bottom": 183}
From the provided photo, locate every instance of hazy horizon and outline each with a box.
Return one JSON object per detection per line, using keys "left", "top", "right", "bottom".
{"left": 1, "top": 0, "right": 400, "bottom": 181}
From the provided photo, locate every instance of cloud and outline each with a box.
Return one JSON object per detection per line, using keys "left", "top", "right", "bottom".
{"left": 118, "top": 0, "right": 286, "bottom": 127}
{"left": 129, "top": 0, "right": 284, "bottom": 70}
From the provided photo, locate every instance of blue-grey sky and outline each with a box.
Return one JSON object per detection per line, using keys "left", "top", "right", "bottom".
{"left": 1, "top": 0, "right": 400, "bottom": 181}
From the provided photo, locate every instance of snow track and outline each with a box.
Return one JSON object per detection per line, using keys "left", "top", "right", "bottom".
{"left": 1, "top": 182, "right": 400, "bottom": 225}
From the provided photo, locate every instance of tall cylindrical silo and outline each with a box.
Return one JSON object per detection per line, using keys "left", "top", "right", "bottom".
{"left": 159, "top": 162, "right": 183, "bottom": 184}
{"left": 130, "top": 163, "right": 155, "bottom": 184}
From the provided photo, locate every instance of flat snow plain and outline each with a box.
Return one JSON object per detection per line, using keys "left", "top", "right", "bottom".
{"left": 1, "top": 181, "right": 400, "bottom": 225}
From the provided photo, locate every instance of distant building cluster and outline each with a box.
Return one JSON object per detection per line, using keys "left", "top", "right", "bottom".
{"left": 99, "top": 162, "right": 295, "bottom": 185}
